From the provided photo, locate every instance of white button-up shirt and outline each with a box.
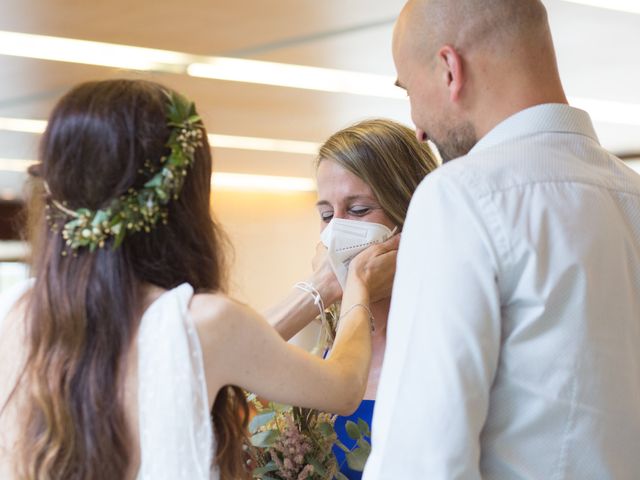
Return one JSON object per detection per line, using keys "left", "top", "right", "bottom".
{"left": 364, "top": 104, "right": 640, "bottom": 479}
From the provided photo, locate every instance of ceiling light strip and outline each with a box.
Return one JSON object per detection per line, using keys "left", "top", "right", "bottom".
{"left": 0, "top": 117, "right": 319, "bottom": 155}
{"left": 208, "top": 134, "right": 319, "bottom": 155}
{"left": 0, "top": 30, "right": 402, "bottom": 98}
{"left": 0, "top": 30, "right": 638, "bottom": 123}
{"left": 0, "top": 30, "right": 191, "bottom": 72}
{"left": 187, "top": 59, "right": 403, "bottom": 98}
{"left": 0, "top": 117, "right": 47, "bottom": 134}
{"left": 0, "top": 158, "right": 316, "bottom": 192}
{"left": 212, "top": 172, "right": 316, "bottom": 192}
{"left": 562, "top": 0, "right": 640, "bottom": 15}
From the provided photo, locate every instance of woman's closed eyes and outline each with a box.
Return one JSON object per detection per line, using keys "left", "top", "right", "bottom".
{"left": 319, "top": 205, "right": 379, "bottom": 223}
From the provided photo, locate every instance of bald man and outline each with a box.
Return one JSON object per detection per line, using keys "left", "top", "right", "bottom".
{"left": 364, "top": 1, "right": 640, "bottom": 478}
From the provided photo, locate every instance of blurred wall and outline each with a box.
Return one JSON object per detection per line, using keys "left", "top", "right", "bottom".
{"left": 212, "top": 188, "right": 323, "bottom": 348}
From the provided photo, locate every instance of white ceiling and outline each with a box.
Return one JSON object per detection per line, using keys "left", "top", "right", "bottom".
{"left": 0, "top": 0, "right": 639, "bottom": 199}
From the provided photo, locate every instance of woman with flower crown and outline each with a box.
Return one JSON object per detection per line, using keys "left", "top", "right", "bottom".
{"left": 0, "top": 79, "right": 397, "bottom": 480}
{"left": 265, "top": 119, "right": 439, "bottom": 479}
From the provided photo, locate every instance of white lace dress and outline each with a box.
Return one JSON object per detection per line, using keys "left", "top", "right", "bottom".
{"left": 0, "top": 281, "right": 218, "bottom": 480}
{"left": 136, "top": 283, "right": 218, "bottom": 479}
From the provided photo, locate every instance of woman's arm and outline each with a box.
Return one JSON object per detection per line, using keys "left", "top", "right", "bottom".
{"left": 263, "top": 243, "right": 341, "bottom": 341}
{"left": 265, "top": 238, "right": 399, "bottom": 341}
{"left": 193, "top": 235, "right": 400, "bottom": 415}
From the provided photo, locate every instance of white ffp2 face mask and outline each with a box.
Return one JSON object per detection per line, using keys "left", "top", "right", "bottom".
{"left": 320, "top": 218, "right": 396, "bottom": 289}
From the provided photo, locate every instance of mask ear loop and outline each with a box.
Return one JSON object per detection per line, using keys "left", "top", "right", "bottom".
{"left": 294, "top": 281, "right": 335, "bottom": 356}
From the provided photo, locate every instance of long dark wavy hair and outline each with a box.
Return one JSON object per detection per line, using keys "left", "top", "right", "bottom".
{"left": 15, "top": 79, "right": 249, "bottom": 479}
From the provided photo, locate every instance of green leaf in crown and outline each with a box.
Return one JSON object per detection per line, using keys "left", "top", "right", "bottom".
{"left": 45, "top": 90, "right": 204, "bottom": 254}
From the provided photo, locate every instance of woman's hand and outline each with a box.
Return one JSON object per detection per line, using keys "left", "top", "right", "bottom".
{"left": 310, "top": 242, "right": 342, "bottom": 306}
{"left": 264, "top": 243, "right": 341, "bottom": 341}
{"left": 347, "top": 234, "right": 401, "bottom": 303}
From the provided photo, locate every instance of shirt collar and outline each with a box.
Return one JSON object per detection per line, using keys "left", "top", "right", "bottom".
{"left": 470, "top": 103, "right": 600, "bottom": 154}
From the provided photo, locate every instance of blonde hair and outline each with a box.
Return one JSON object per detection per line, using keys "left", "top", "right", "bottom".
{"left": 317, "top": 118, "right": 438, "bottom": 228}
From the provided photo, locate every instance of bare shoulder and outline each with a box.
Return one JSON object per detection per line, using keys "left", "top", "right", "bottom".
{"left": 189, "top": 292, "right": 256, "bottom": 323}
{"left": 187, "top": 292, "right": 269, "bottom": 396}
{"left": 188, "top": 293, "right": 260, "bottom": 346}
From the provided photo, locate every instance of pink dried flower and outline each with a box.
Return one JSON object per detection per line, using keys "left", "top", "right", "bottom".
{"left": 297, "top": 464, "right": 314, "bottom": 480}
{"left": 248, "top": 402, "right": 338, "bottom": 479}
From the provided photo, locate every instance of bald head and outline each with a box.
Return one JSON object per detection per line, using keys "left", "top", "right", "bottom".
{"left": 400, "top": 0, "right": 550, "bottom": 57}
{"left": 393, "top": 0, "right": 566, "bottom": 157}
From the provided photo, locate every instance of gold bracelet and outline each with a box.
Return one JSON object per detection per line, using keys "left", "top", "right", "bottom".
{"left": 340, "top": 303, "right": 375, "bottom": 333}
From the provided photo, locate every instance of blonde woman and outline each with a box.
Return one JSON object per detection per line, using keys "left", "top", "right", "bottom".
{"left": 267, "top": 119, "right": 439, "bottom": 479}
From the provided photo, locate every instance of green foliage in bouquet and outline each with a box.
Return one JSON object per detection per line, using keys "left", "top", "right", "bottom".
{"left": 246, "top": 395, "right": 372, "bottom": 479}
{"left": 334, "top": 419, "right": 372, "bottom": 474}
{"left": 247, "top": 394, "right": 338, "bottom": 480}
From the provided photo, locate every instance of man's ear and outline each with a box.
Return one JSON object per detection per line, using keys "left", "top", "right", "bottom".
{"left": 438, "top": 45, "right": 464, "bottom": 102}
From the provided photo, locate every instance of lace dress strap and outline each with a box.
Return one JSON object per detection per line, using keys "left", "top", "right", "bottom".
{"left": 136, "top": 283, "right": 218, "bottom": 480}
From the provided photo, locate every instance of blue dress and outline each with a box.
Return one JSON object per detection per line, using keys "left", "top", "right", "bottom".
{"left": 332, "top": 399, "right": 374, "bottom": 480}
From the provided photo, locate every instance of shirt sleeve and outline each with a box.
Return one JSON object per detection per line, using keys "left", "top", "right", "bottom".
{"left": 363, "top": 170, "right": 504, "bottom": 479}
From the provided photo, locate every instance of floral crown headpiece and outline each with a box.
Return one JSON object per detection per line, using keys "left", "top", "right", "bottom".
{"left": 46, "top": 90, "right": 204, "bottom": 254}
